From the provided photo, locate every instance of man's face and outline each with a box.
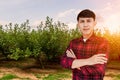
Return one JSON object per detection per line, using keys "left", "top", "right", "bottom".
{"left": 77, "top": 18, "right": 96, "bottom": 35}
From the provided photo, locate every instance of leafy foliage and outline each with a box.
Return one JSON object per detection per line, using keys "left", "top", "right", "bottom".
{"left": 97, "top": 28, "right": 120, "bottom": 60}
{"left": 0, "top": 16, "right": 119, "bottom": 68}
{"left": 0, "top": 17, "right": 81, "bottom": 67}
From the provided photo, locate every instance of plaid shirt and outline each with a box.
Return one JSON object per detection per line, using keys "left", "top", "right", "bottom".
{"left": 61, "top": 34, "right": 109, "bottom": 80}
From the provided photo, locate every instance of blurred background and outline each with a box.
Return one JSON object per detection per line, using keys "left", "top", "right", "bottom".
{"left": 0, "top": 0, "right": 120, "bottom": 80}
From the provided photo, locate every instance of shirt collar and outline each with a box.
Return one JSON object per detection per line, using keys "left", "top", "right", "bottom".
{"left": 79, "top": 33, "right": 96, "bottom": 42}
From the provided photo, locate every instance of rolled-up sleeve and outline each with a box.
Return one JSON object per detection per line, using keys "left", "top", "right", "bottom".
{"left": 61, "top": 41, "right": 75, "bottom": 69}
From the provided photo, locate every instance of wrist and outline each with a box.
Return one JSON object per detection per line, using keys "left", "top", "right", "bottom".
{"left": 71, "top": 59, "right": 89, "bottom": 69}
{"left": 84, "top": 58, "right": 90, "bottom": 65}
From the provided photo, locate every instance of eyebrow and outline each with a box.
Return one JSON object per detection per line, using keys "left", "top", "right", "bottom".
{"left": 79, "top": 18, "right": 92, "bottom": 21}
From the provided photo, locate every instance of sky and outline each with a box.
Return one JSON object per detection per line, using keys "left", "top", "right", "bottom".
{"left": 0, "top": 0, "right": 120, "bottom": 33}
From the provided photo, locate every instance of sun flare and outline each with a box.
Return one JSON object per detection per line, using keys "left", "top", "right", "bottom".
{"left": 104, "top": 14, "right": 120, "bottom": 34}
{"left": 105, "top": 22, "right": 120, "bottom": 34}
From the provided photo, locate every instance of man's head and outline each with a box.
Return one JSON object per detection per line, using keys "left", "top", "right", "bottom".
{"left": 77, "top": 9, "right": 96, "bottom": 21}
{"left": 77, "top": 9, "right": 96, "bottom": 36}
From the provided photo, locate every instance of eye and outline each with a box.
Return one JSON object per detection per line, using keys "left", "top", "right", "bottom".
{"left": 79, "top": 20, "right": 84, "bottom": 23}
{"left": 87, "top": 19, "right": 92, "bottom": 23}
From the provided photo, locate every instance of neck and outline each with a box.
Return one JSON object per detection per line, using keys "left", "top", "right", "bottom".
{"left": 83, "top": 32, "right": 93, "bottom": 39}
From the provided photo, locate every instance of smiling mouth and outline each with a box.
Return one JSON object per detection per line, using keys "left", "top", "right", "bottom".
{"left": 83, "top": 28, "right": 89, "bottom": 30}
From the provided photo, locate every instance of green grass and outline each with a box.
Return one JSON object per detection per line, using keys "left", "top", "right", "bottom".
{"left": 0, "top": 60, "right": 120, "bottom": 80}
{"left": 19, "top": 78, "right": 31, "bottom": 80}
{"left": 0, "top": 74, "right": 18, "bottom": 80}
{"left": 0, "top": 74, "right": 31, "bottom": 80}
{"left": 43, "top": 73, "right": 71, "bottom": 80}
{"left": 114, "top": 74, "right": 120, "bottom": 80}
{"left": 34, "top": 73, "right": 41, "bottom": 79}
{"left": 34, "top": 69, "right": 71, "bottom": 80}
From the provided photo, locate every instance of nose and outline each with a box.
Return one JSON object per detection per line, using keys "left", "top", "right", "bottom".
{"left": 83, "top": 22, "right": 88, "bottom": 27}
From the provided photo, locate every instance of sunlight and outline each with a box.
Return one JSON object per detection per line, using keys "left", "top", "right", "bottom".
{"left": 105, "top": 14, "right": 120, "bottom": 34}
{"left": 107, "top": 24, "right": 120, "bottom": 34}
{"left": 105, "top": 22, "right": 120, "bottom": 34}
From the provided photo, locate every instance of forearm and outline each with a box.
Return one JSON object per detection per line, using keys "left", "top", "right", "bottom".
{"left": 71, "top": 54, "right": 107, "bottom": 69}
{"left": 72, "top": 60, "right": 106, "bottom": 75}
{"left": 71, "top": 59, "right": 88, "bottom": 69}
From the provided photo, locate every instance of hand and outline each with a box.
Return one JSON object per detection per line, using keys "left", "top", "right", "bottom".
{"left": 66, "top": 49, "right": 80, "bottom": 70}
{"left": 66, "top": 49, "right": 76, "bottom": 58}
{"left": 87, "top": 54, "right": 108, "bottom": 65}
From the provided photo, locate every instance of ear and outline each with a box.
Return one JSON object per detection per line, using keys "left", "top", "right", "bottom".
{"left": 94, "top": 21, "right": 97, "bottom": 26}
{"left": 93, "top": 21, "right": 97, "bottom": 28}
{"left": 76, "top": 23, "right": 79, "bottom": 28}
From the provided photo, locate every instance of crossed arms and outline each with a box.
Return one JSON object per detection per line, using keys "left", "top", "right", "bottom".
{"left": 66, "top": 49, "right": 107, "bottom": 69}
{"left": 61, "top": 39, "right": 109, "bottom": 75}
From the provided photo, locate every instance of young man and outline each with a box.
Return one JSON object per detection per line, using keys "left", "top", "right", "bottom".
{"left": 61, "top": 9, "right": 109, "bottom": 80}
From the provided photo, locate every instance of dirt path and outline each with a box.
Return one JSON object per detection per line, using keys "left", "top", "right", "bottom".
{"left": 0, "top": 67, "right": 38, "bottom": 80}
{"left": 104, "top": 69, "right": 120, "bottom": 80}
{"left": 0, "top": 67, "right": 120, "bottom": 80}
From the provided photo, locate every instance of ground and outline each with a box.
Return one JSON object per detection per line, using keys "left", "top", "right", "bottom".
{"left": 0, "top": 58, "right": 120, "bottom": 80}
{"left": 0, "top": 67, "right": 120, "bottom": 80}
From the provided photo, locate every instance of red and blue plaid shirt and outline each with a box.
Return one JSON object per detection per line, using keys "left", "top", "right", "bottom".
{"left": 61, "top": 34, "right": 109, "bottom": 80}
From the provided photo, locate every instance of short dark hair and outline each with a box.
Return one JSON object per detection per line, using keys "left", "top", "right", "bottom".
{"left": 77, "top": 9, "right": 96, "bottom": 21}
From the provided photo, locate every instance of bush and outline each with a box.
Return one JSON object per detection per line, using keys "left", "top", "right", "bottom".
{"left": 0, "top": 17, "right": 81, "bottom": 68}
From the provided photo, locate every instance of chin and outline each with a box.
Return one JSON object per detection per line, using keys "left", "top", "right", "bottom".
{"left": 82, "top": 31, "right": 91, "bottom": 35}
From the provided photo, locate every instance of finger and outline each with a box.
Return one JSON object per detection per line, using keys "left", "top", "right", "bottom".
{"left": 96, "top": 61, "right": 105, "bottom": 64}
{"left": 96, "top": 54, "right": 106, "bottom": 57}
{"left": 96, "top": 58, "right": 107, "bottom": 63}
{"left": 97, "top": 57, "right": 108, "bottom": 61}
{"left": 70, "top": 49, "right": 76, "bottom": 58}
{"left": 96, "top": 60, "right": 107, "bottom": 64}
{"left": 66, "top": 50, "right": 76, "bottom": 58}
{"left": 66, "top": 50, "right": 72, "bottom": 57}
{"left": 67, "top": 52, "right": 72, "bottom": 57}
{"left": 66, "top": 50, "right": 74, "bottom": 57}
{"left": 70, "top": 49, "right": 74, "bottom": 56}
{"left": 66, "top": 50, "right": 70, "bottom": 54}
{"left": 96, "top": 54, "right": 106, "bottom": 56}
